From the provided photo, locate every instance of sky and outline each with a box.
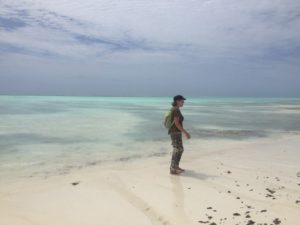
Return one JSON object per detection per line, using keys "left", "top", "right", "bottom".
{"left": 0, "top": 0, "right": 300, "bottom": 97}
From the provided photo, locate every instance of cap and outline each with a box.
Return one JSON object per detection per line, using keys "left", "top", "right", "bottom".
{"left": 173, "top": 95, "right": 186, "bottom": 101}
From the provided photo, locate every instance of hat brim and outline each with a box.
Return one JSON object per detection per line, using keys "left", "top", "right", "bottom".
{"left": 173, "top": 95, "right": 186, "bottom": 101}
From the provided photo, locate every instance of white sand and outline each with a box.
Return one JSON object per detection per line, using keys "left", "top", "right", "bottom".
{"left": 1, "top": 132, "right": 300, "bottom": 225}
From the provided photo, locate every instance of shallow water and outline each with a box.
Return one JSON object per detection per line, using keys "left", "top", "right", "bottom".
{"left": 0, "top": 95, "right": 300, "bottom": 178}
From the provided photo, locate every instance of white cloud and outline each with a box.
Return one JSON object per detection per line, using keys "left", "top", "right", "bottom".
{"left": 0, "top": 0, "right": 299, "bottom": 62}
{"left": 0, "top": 0, "right": 300, "bottom": 97}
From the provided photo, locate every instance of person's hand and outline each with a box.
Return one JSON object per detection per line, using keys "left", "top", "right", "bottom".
{"left": 184, "top": 131, "right": 191, "bottom": 139}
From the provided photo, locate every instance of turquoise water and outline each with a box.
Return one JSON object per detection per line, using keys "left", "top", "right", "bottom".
{"left": 1, "top": 95, "right": 300, "bottom": 178}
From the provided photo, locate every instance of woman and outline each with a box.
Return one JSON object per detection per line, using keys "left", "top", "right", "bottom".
{"left": 168, "top": 95, "right": 191, "bottom": 175}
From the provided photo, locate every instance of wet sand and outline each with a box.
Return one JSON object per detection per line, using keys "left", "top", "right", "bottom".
{"left": 1, "top": 132, "right": 300, "bottom": 225}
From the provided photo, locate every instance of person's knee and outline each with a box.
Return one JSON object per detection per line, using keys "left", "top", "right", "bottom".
{"left": 172, "top": 147, "right": 180, "bottom": 153}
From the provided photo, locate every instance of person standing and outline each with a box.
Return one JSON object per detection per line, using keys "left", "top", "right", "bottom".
{"left": 168, "top": 95, "right": 191, "bottom": 175}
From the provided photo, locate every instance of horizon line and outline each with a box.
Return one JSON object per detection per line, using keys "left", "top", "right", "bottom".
{"left": 0, "top": 94, "right": 300, "bottom": 98}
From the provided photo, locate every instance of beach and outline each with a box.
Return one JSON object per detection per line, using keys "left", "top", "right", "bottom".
{"left": 1, "top": 131, "right": 299, "bottom": 225}
{"left": 1, "top": 0, "right": 300, "bottom": 223}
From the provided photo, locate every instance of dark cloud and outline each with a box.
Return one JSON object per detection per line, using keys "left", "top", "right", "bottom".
{"left": 0, "top": 16, "right": 26, "bottom": 30}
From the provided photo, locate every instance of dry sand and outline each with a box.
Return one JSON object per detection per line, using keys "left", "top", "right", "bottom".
{"left": 1, "top": 132, "right": 300, "bottom": 225}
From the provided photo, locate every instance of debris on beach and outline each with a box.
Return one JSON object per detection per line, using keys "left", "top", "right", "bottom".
{"left": 198, "top": 220, "right": 209, "bottom": 223}
{"left": 273, "top": 218, "right": 281, "bottom": 224}
{"left": 246, "top": 220, "right": 255, "bottom": 225}
{"left": 265, "top": 188, "right": 276, "bottom": 199}
{"left": 71, "top": 181, "right": 80, "bottom": 185}
{"left": 266, "top": 193, "right": 275, "bottom": 199}
{"left": 246, "top": 205, "right": 254, "bottom": 209}
{"left": 266, "top": 188, "right": 276, "bottom": 194}
{"left": 206, "top": 206, "right": 217, "bottom": 212}
{"left": 205, "top": 214, "right": 213, "bottom": 220}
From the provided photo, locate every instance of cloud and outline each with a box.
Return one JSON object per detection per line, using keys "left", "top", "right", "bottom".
{"left": 0, "top": 0, "right": 298, "bottom": 60}
{"left": 0, "top": 16, "right": 26, "bottom": 30}
{"left": 0, "top": 0, "right": 300, "bottom": 96}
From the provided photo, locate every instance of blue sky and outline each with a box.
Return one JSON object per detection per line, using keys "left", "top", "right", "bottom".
{"left": 0, "top": 0, "right": 300, "bottom": 97}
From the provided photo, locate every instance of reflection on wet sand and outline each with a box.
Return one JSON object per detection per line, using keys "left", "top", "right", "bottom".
{"left": 181, "top": 169, "right": 216, "bottom": 180}
{"left": 170, "top": 175, "right": 193, "bottom": 225}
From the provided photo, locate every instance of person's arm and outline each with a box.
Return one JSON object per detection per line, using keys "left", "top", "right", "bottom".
{"left": 174, "top": 116, "right": 191, "bottom": 139}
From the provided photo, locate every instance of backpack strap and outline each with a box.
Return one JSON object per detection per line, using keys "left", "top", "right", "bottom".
{"left": 168, "top": 107, "right": 176, "bottom": 130}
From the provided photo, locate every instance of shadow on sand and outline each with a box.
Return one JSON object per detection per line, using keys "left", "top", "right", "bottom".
{"left": 179, "top": 169, "right": 217, "bottom": 180}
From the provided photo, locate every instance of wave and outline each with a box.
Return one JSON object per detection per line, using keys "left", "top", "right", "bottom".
{"left": 189, "top": 128, "right": 267, "bottom": 139}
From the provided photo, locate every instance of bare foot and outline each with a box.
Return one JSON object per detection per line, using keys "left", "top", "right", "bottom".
{"left": 170, "top": 168, "right": 182, "bottom": 175}
{"left": 175, "top": 166, "right": 185, "bottom": 172}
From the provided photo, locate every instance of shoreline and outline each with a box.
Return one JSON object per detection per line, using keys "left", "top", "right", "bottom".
{"left": 1, "top": 132, "right": 300, "bottom": 225}
{"left": 0, "top": 129, "right": 296, "bottom": 180}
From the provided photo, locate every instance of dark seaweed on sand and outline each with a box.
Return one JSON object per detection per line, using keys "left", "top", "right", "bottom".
{"left": 273, "top": 218, "right": 281, "bottom": 224}
{"left": 71, "top": 181, "right": 80, "bottom": 185}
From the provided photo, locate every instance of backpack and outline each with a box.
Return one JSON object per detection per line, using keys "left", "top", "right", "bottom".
{"left": 163, "top": 108, "right": 175, "bottom": 129}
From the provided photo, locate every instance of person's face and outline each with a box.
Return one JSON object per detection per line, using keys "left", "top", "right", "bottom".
{"left": 177, "top": 99, "right": 184, "bottom": 107}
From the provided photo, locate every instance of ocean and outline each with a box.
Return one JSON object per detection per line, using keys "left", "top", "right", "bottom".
{"left": 1, "top": 95, "right": 300, "bottom": 178}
